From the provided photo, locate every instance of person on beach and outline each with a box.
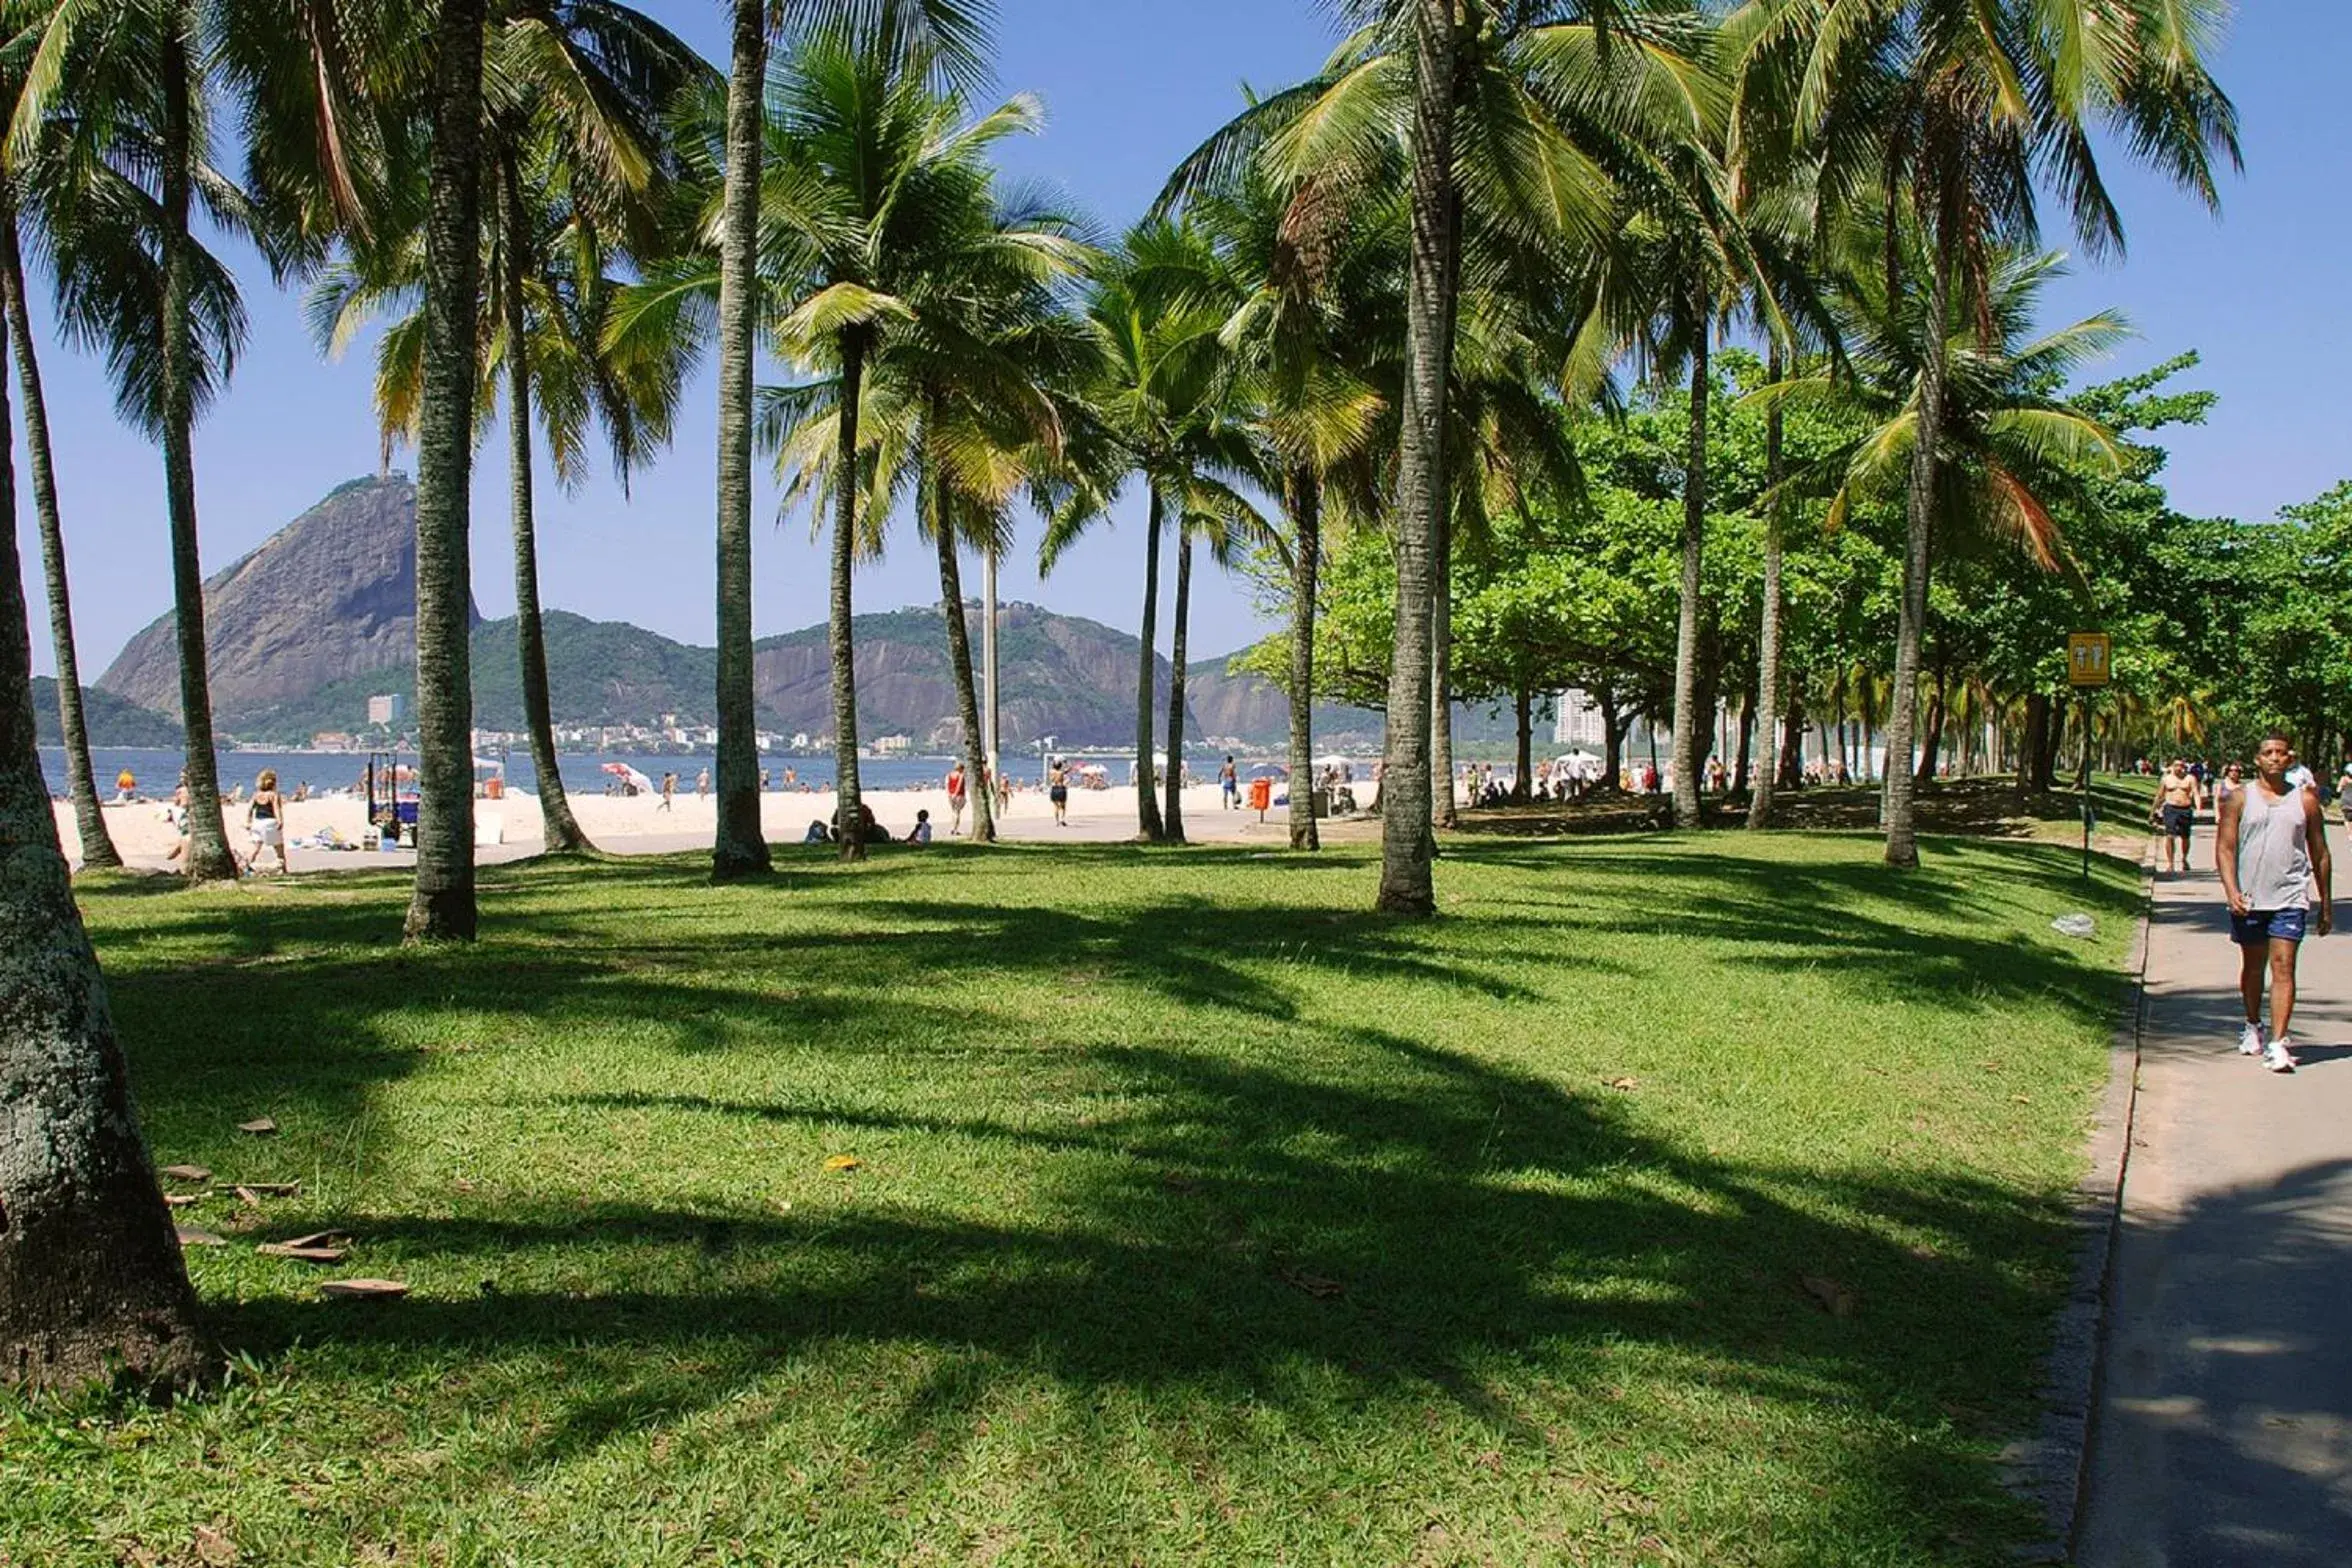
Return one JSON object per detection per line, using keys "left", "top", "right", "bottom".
{"left": 906, "top": 809, "right": 933, "bottom": 845}
{"left": 164, "top": 772, "right": 191, "bottom": 862}
{"left": 995, "top": 764, "right": 1011, "bottom": 817}
{"left": 2217, "top": 733, "right": 2334, "bottom": 1073}
{"left": 695, "top": 768, "right": 710, "bottom": 800}
{"left": 1219, "top": 755, "right": 1238, "bottom": 810}
{"left": 2150, "top": 758, "right": 2202, "bottom": 875}
{"left": 658, "top": 772, "right": 676, "bottom": 812}
{"left": 115, "top": 767, "right": 137, "bottom": 802}
{"left": 945, "top": 761, "right": 967, "bottom": 836}
{"left": 242, "top": 768, "right": 288, "bottom": 876}
{"left": 1048, "top": 757, "right": 1070, "bottom": 827}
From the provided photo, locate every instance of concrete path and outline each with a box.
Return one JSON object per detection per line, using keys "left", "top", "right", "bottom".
{"left": 2077, "top": 856, "right": 2352, "bottom": 1564}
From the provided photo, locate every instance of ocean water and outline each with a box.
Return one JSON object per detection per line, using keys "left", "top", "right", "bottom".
{"left": 39, "top": 746, "right": 1093, "bottom": 801}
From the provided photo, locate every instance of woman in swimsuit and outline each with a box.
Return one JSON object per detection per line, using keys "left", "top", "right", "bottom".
{"left": 244, "top": 768, "right": 288, "bottom": 875}
{"left": 1048, "top": 758, "right": 1070, "bottom": 827}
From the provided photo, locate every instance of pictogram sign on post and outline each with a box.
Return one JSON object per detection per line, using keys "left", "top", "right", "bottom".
{"left": 2068, "top": 632, "right": 2112, "bottom": 688}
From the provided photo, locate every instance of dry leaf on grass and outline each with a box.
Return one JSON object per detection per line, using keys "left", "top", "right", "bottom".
{"left": 257, "top": 1245, "right": 350, "bottom": 1263}
{"left": 159, "top": 1164, "right": 211, "bottom": 1182}
{"left": 823, "top": 1154, "right": 861, "bottom": 1172}
{"left": 234, "top": 1186, "right": 263, "bottom": 1208}
{"left": 175, "top": 1227, "right": 227, "bottom": 1248}
{"left": 236, "top": 1118, "right": 278, "bottom": 1136}
{"left": 1608, "top": 1076, "right": 1640, "bottom": 1091}
{"left": 278, "top": 1230, "right": 351, "bottom": 1250}
{"left": 164, "top": 1193, "right": 203, "bottom": 1208}
{"left": 240, "top": 1181, "right": 300, "bottom": 1197}
{"left": 191, "top": 1521, "right": 238, "bottom": 1566}
{"left": 319, "top": 1279, "right": 408, "bottom": 1300}
{"left": 1799, "top": 1274, "right": 1857, "bottom": 1318}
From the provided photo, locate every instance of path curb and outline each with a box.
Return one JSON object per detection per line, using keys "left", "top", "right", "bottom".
{"left": 2000, "top": 841, "right": 2155, "bottom": 1564}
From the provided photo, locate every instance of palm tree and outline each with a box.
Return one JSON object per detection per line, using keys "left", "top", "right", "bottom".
{"left": 404, "top": 0, "right": 491, "bottom": 940}
{"left": 0, "top": 245, "right": 203, "bottom": 1394}
{"left": 1728, "top": 0, "right": 2238, "bottom": 866}
{"left": 755, "top": 30, "right": 1038, "bottom": 861}
{"left": 1169, "top": 1, "right": 1715, "bottom": 908}
{"left": 1044, "top": 224, "right": 1268, "bottom": 844}
{"left": 1750, "top": 245, "right": 2130, "bottom": 769}
{"left": 0, "top": 144, "right": 115, "bottom": 865}
{"left": 1145, "top": 168, "right": 1396, "bottom": 850}
{"left": 763, "top": 179, "right": 1089, "bottom": 846}
{"left": 310, "top": 5, "right": 705, "bottom": 860}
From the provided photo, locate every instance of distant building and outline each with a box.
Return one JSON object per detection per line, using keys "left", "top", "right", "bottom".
{"left": 1552, "top": 689, "right": 1608, "bottom": 750}
{"left": 366, "top": 692, "right": 404, "bottom": 726}
{"left": 311, "top": 732, "right": 355, "bottom": 750}
{"left": 872, "top": 734, "right": 912, "bottom": 757}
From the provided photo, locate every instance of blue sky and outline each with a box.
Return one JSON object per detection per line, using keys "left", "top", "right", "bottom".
{"left": 19, "top": 0, "right": 2347, "bottom": 681}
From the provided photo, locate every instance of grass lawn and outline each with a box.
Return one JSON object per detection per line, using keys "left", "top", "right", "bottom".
{"left": 4, "top": 830, "right": 2143, "bottom": 1566}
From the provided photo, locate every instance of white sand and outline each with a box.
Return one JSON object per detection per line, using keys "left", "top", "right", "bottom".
{"left": 53, "top": 776, "right": 1359, "bottom": 873}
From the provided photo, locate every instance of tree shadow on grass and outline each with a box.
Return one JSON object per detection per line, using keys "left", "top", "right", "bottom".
{"left": 70, "top": 838, "right": 2122, "bottom": 1561}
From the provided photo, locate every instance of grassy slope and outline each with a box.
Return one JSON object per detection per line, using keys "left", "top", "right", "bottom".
{"left": 5, "top": 833, "right": 2141, "bottom": 1566}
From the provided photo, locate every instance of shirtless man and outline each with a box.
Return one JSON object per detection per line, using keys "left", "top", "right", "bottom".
{"left": 2217, "top": 734, "right": 2334, "bottom": 1072}
{"left": 2150, "top": 757, "right": 2202, "bottom": 874}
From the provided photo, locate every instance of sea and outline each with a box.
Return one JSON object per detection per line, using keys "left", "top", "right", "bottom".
{"left": 38, "top": 746, "right": 1053, "bottom": 801}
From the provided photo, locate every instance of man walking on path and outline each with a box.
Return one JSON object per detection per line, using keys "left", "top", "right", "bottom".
{"left": 2153, "top": 757, "right": 2203, "bottom": 875}
{"left": 2216, "top": 733, "right": 2333, "bottom": 1072}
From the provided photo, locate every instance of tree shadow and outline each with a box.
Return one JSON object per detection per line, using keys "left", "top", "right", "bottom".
{"left": 67, "top": 837, "right": 2121, "bottom": 1562}
{"left": 2080, "top": 1158, "right": 2352, "bottom": 1565}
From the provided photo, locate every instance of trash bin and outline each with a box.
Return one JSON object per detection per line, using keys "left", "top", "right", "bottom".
{"left": 1247, "top": 777, "right": 1273, "bottom": 816}
{"left": 1310, "top": 788, "right": 1330, "bottom": 819}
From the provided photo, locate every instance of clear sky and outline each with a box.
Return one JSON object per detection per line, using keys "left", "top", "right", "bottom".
{"left": 18, "top": 0, "right": 2347, "bottom": 681}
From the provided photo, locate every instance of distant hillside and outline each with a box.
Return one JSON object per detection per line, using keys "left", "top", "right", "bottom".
{"left": 30, "top": 679, "right": 183, "bottom": 748}
{"left": 97, "top": 474, "right": 477, "bottom": 724}
{"left": 1183, "top": 655, "right": 1386, "bottom": 749}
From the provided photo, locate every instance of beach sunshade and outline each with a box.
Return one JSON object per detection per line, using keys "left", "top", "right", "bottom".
{"left": 1313, "top": 754, "right": 1352, "bottom": 768}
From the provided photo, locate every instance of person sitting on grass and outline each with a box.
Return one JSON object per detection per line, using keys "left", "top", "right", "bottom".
{"left": 905, "top": 809, "right": 933, "bottom": 845}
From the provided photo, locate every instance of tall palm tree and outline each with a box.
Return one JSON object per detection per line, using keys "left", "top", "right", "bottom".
{"left": 404, "top": 0, "right": 491, "bottom": 940}
{"left": 694, "top": 0, "right": 998, "bottom": 877}
{"left": 1729, "top": 0, "right": 2238, "bottom": 866}
{"left": 756, "top": 29, "right": 1037, "bottom": 861}
{"left": 0, "top": 145, "right": 114, "bottom": 865}
{"left": 11, "top": 0, "right": 394, "bottom": 885}
{"left": 763, "top": 180, "right": 1089, "bottom": 846}
{"left": 1044, "top": 225, "right": 1268, "bottom": 844}
{"left": 0, "top": 233, "right": 203, "bottom": 1394}
{"left": 310, "top": 5, "right": 706, "bottom": 860}
{"left": 1145, "top": 166, "right": 1397, "bottom": 850}
{"left": 1170, "top": 1, "right": 1714, "bottom": 908}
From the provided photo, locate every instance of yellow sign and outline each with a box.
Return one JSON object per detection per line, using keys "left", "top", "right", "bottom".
{"left": 2068, "top": 632, "right": 2113, "bottom": 688}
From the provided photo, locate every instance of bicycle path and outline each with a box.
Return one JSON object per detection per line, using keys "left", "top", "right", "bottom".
{"left": 2077, "top": 859, "right": 2352, "bottom": 1564}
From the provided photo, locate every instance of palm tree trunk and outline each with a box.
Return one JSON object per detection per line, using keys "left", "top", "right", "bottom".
{"left": 500, "top": 151, "right": 590, "bottom": 857}
{"left": 1882, "top": 219, "right": 1955, "bottom": 867}
{"left": 1915, "top": 661, "right": 1948, "bottom": 784}
{"left": 404, "top": 0, "right": 488, "bottom": 942}
{"left": 1599, "top": 687, "right": 1623, "bottom": 789}
{"left": 1375, "top": 0, "right": 1455, "bottom": 915}
{"left": 1779, "top": 696, "right": 1804, "bottom": 788}
{"left": 1670, "top": 311, "right": 1710, "bottom": 829}
{"left": 1163, "top": 528, "right": 1192, "bottom": 842}
{"left": 1430, "top": 500, "right": 1456, "bottom": 829}
{"left": 829, "top": 333, "right": 866, "bottom": 863}
{"left": 1, "top": 203, "right": 117, "bottom": 869}
{"left": 710, "top": 0, "right": 771, "bottom": 881}
{"left": 0, "top": 282, "right": 206, "bottom": 1395}
{"left": 1285, "top": 467, "right": 1320, "bottom": 850}
{"left": 928, "top": 464, "right": 993, "bottom": 843}
{"left": 1747, "top": 342, "right": 1786, "bottom": 830}
{"left": 156, "top": 18, "right": 234, "bottom": 884}
{"left": 1133, "top": 482, "right": 1166, "bottom": 842}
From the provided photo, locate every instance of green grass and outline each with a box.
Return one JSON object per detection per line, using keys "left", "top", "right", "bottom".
{"left": 4, "top": 831, "right": 2143, "bottom": 1566}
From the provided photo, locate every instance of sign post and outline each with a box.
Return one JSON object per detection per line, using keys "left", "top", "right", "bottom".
{"left": 2068, "top": 633, "right": 2113, "bottom": 880}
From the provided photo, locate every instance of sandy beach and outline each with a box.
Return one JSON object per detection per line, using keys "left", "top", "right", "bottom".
{"left": 54, "top": 777, "right": 1369, "bottom": 873}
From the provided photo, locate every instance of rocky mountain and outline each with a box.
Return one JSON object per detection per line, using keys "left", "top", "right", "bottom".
{"left": 1183, "top": 656, "right": 1386, "bottom": 749}
{"left": 96, "top": 475, "right": 475, "bottom": 723}
{"left": 31, "top": 679, "right": 183, "bottom": 748}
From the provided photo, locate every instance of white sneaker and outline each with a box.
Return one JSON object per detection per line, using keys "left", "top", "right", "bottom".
{"left": 2239, "top": 1022, "right": 2267, "bottom": 1056}
{"left": 2264, "top": 1039, "right": 2298, "bottom": 1074}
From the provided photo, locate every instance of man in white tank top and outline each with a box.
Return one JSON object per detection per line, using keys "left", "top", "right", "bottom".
{"left": 2215, "top": 732, "right": 2335, "bottom": 1072}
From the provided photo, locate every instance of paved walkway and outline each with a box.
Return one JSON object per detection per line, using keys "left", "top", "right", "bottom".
{"left": 2078, "top": 856, "right": 2352, "bottom": 1564}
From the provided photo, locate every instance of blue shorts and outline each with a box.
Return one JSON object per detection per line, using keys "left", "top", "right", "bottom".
{"left": 2231, "top": 907, "right": 2307, "bottom": 946}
